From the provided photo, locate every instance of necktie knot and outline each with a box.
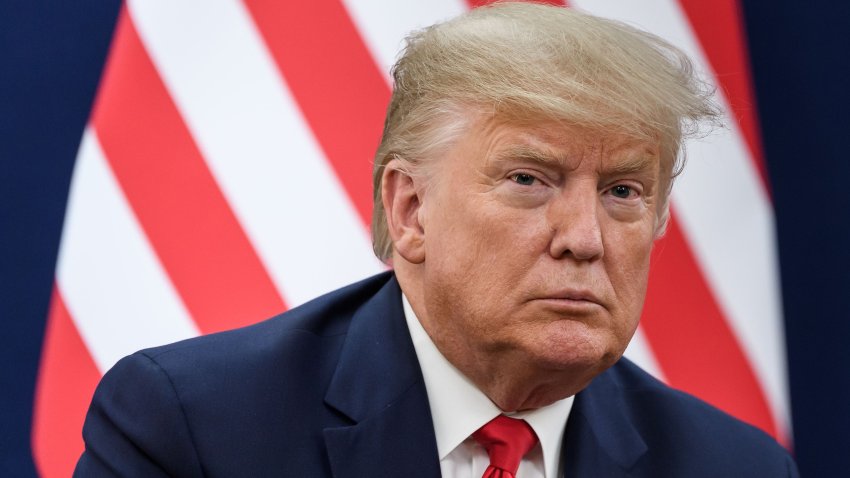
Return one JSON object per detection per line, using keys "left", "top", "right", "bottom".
{"left": 472, "top": 415, "right": 539, "bottom": 478}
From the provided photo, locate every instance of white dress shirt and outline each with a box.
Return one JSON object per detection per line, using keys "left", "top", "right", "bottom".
{"left": 402, "top": 295, "right": 574, "bottom": 478}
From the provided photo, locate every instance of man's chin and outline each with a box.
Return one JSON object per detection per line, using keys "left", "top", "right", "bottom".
{"left": 506, "top": 354, "right": 609, "bottom": 410}
{"left": 524, "top": 332, "right": 623, "bottom": 383}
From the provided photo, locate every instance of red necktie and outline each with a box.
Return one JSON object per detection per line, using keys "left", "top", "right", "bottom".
{"left": 472, "top": 415, "right": 539, "bottom": 478}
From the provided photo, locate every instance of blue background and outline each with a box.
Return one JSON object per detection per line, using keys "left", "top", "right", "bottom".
{"left": 2, "top": 2, "right": 848, "bottom": 476}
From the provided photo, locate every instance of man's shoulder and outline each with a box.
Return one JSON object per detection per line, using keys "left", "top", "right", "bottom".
{"left": 606, "top": 358, "right": 777, "bottom": 438}
{"left": 107, "top": 271, "right": 396, "bottom": 397}
{"left": 78, "top": 275, "right": 397, "bottom": 476}
{"left": 594, "top": 359, "right": 796, "bottom": 475}
{"left": 139, "top": 272, "right": 393, "bottom": 365}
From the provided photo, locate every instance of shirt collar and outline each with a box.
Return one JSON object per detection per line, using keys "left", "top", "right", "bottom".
{"left": 402, "top": 294, "right": 574, "bottom": 478}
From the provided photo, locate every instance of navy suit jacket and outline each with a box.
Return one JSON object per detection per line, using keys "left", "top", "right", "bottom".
{"left": 75, "top": 272, "right": 798, "bottom": 477}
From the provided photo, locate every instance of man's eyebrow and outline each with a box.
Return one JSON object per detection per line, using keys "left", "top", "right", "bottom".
{"left": 491, "top": 144, "right": 658, "bottom": 176}
{"left": 490, "top": 144, "right": 571, "bottom": 167}
{"left": 604, "top": 152, "right": 659, "bottom": 176}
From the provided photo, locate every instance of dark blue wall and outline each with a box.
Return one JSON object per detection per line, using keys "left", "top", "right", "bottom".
{"left": 1, "top": 1, "right": 848, "bottom": 476}
{"left": 0, "top": 1, "right": 121, "bottom": 475}
{"left": 742, "top": 1, "right": 850, "bottom": 475}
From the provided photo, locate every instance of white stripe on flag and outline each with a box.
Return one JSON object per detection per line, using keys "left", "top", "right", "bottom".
{"left": 56, "top": 128, "right": 200, "bottom": 373}
{"left": 127, "top": 0, "right": 385, "bottom": 307}
{"left": 572, "top": 0, "right": 790, "bottom": 435}
{"left": 341, "top": 0, "right": 468, "bottom": 81}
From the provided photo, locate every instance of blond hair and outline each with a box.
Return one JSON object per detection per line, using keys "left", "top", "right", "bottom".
{"left": 371, "top": 2, "right": 720, "bottom": 261}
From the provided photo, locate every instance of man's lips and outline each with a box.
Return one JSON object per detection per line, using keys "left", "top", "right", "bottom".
{"left": 532, "top": 289, "right": 605, "bottom": 310}
{"left": 541, "top": 289, "right": 602, "bottom": 303}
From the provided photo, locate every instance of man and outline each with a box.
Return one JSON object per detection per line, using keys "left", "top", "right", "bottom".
{"left": 75, "top": 3, "right": 798, "bottom": 477}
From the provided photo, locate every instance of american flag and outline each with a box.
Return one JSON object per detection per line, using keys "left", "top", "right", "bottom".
{"left": 31, "top": 1, "right": 790, "bottom": 475}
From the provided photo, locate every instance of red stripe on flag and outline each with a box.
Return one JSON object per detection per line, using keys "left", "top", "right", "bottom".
{"left": 242, "top": 0, "right": 388, "bottom": 227}
{"left": 677, "top": 0, "right": 769, "bottom": 193}
{"left": 32, "top": 287, "right": 101, "bottom": 478}
{"left": 91, "top": 9, "right": 286, "bottom": 334}
{"left": 642, "top": 212, "right": 778, "bottom": 439}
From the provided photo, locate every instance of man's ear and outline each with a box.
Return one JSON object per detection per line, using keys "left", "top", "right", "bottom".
{"left": 382, "top": 159, "right": 426, "bottom": 264}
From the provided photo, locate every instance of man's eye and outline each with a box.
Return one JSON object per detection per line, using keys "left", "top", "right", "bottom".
{"left": 511, "top": 173, "right": 537, "bottom": 186}
{"left": 610, "top": 185, "right": 634, "bottom": 198}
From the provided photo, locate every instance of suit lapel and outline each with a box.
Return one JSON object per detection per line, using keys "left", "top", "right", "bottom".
{"left": 323, "top": 276, "right": 440, "bottom": 478}
{"left": 561, "top": 362, "right": 648, "bottom": 477}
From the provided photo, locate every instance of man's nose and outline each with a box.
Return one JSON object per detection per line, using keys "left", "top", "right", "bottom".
{"left": 547, "top": 186, "right": 604, "bottom": 261}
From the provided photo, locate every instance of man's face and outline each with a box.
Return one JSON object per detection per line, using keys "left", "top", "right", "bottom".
{"left": 413, "top": 116, "right": 662, "bottom": 406}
